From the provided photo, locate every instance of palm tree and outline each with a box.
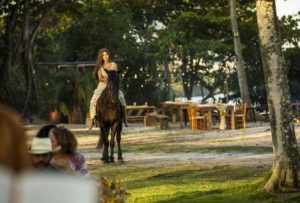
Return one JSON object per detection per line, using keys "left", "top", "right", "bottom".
{"left": 229, "top": 0, "right": 251, "bottom": 106}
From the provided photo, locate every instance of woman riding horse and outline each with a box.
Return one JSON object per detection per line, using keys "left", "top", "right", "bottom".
{"left": 88, "top": 48, "right": 128, "bottom": 130}
{"left": 96, "top": 70, "right": 123, "bottom": 163}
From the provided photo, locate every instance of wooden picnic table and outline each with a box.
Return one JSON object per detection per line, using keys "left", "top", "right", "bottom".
{"left": 126, "top": 105, "right": 156, "bottom": 126}
{"left": 161, "top": 101, "right": 235, "bottom": 130}
{"left": 161, "top": 101, "right": 191, "bottom": 128}
{"left": 193, "top": 104, "right": 235, "bottom": 130}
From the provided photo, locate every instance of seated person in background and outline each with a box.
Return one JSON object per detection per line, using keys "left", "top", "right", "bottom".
{"left": 29, "top": 137, "right": 62, "bottom": 172}
{"left": 0, "top": 106, "right": 31, "bottom": 174}
{"left": 50, "top": 126, "right": 90, "bottom": 176}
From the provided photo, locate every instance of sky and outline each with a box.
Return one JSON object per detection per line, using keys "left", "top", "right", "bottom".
{"left": 276, "top": 0, "right": 300, "bottom": 17}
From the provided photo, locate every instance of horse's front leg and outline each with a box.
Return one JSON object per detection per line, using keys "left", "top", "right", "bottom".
{"left": 101, "top": 125, "right": 109, "bottom": 163}
{"left": 116, "top": 122, "right": 123, "bottom": 163}
{"left": 109, "top": 124, "right": 117, "bottom": 163}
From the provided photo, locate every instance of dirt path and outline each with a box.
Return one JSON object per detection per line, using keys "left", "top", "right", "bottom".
{"left": 82, "top": 123, "right": 278, "bottom": 167}
{"left": 26, "top": 122, "right": 300, "bottom": 168}
{"left": 84, "top": 151, "right": 273, "bottom": 167}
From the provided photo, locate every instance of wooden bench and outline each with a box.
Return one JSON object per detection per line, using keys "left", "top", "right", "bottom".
{"left": 127, "top": 115, "right": 148, "bottom": 126}
{"left": 127, "top": 115, "right": 145, "bottom": 121}
{"left": 127, "top": 108, "right": 146, "bottom": 124}
{"left": 126, "top": 105, "right": 157, "bottom": 126}
{"left": 146, "top": 113, "right": 169, "bottom": 129}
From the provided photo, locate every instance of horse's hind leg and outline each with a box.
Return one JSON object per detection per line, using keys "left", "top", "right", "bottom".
{"left": 101, "top": 126, "right": 109, "bottom": 163}
{"left": 116, "top": 124, "right": 123, "bottom": 163}
{"left": 109, "top": 126, "right": 117, "bottom": 163}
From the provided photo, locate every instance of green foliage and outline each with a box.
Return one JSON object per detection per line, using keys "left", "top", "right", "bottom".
{"left": 1, "top": 0, "right": 299, "bottom": 119}
{"left": 33, "top": 65, "right": 94, "bottom": 121}
{"left": 280, "top": 14, "right": 300, "bottom": 47}
{"left": 285, "top": 47, "right": 300, "bottom": 102}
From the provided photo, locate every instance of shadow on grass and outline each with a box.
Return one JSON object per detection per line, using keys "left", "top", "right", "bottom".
{"left": 122, "top": 144, "right": 273, "bottom": 154}
{"left": 154, "top": 189, "right": 225, "bottom": 203}
{"left": 152, "top": 185, "right": 300, "bottom": 203}
{"left": 92, "top": 163, "right": 300, "bottom": 203}
{"left": 128, "top": 165, "right": 267, "bottom": 185}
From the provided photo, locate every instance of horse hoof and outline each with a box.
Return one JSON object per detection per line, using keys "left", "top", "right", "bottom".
{"left": 101, "top": 160, "right": 109, "bottom": 164}
{"left": 118, "top": 159, "right": 124, "bottom": 164}
{"left": 100, "top": 157, "right": 109, "bottom": 164}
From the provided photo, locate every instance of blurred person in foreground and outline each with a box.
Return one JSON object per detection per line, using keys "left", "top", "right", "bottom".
{"left": 0, "top": 106, "right": 31, "bottom": 174}
{"left": 0, "top": 107, "right": 97, "bottom": 203}
{"left": 0, "top": 106, "right": 29, "bottom": 203}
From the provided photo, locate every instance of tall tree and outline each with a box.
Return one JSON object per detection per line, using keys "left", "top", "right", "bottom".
{"left": 256, "top": 0, "right": 300, "bottom": 192}
{"left": 0, "top": 0, "right": 20, "bottom": 103}
{"left": 0, "top": 0, "right": 81, "bottom": 114}
{"left": 22, "top": 0, "right": 33, "bottom": 115}
{"left": 229, "top": 0, "right": 251, "bottom": 106}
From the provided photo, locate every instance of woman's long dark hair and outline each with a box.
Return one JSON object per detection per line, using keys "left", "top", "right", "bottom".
{"left": 52, "top": 126, "right": 78, "bottom": 155}
{"left": 93, "top": 48, "right": 110, "bottom": 81}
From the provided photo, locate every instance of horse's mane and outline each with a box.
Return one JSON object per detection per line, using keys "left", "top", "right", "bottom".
{"left": 103, "top": 70, "right": 119, "bottom": 101}
{"left": 98, "top": 70, "right": 121, "bottom": 114}
{"left": 108, "top": 70, "right": 119, "bottom": 88}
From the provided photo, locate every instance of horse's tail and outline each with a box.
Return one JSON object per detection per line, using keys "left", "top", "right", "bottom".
{"left": 96, "top": 135, "right": 104, "bottom": 150}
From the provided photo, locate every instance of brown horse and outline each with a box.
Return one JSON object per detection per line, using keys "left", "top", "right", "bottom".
{"left": 96, "top": 70, "right": 123, "bottom": 163}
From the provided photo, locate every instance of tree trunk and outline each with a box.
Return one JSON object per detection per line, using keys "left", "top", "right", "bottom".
{"left": 0, "top": 0, "right": 6, "bottom": 7}
{"left": 0, "top": 18, "right": 12, "bottom": 102}
{"left": 163, "top": 60, "right": 173, "bottom": 100}
{"left": 0, "top": 2, "right": 19, "bottom": 103}
{"left": 256, "top": 0, "right": 300, "bottom": 192}
{"left": 229, "top": 0, "right": 251, "bottom": 106}
{"left": 22, "top": 0, "right": 33, "bottom": 116}
{"left": 200, "top": 82, "right": 205, "bottom": 103}
{"left": 181, "top": 50, "right": 193, "bottom": 99}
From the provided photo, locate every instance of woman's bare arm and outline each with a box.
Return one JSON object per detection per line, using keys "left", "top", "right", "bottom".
{"left": 98, "top": 69, "right": 107, "bottom": 82}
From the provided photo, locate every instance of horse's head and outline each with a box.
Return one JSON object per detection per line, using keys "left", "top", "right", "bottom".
{"left": 107, "top": 70, "right": 120, "bottom": 104}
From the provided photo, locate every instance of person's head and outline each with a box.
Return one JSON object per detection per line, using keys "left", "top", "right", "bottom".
{"left": 29, "top": 137, "right": 52, "bottom": 170}
{"left": 0, "top": 106, "right": 31, "bottom": 173}
{"left": 36, "top": 124, "right": 57, "bottom": 138}
{"left": 50, "top": 126, "right": 78, "bottom": 155}
{"left": 97, "top": 48, "right": 110, "bottom": 66}
{"left": 94, "top": 48, "right": 111, "bottom": 80}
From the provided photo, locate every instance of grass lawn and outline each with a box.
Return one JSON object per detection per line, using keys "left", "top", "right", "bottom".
{"left": 91, "top": 163, "right": 300, "bottom": 203}
{"left": 26, "top": 124, "right": 300, "bottom": 202}
{"left": 84, "top": 127, "right": 300, "bottom": 203}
